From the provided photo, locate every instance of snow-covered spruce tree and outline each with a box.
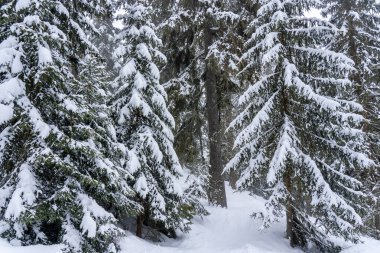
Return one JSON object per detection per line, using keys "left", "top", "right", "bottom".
{"left": 159, "top": 0, "right": 207, "bottom": 170}
{"left": 181, "top": 171, "right": 209, "bottom": 219}
{"left": 160, "top": 0, "right": 211, "bottom": 196}
{"left": 111, "top": 2, "right": 187, "bottom": 238}
{"left": 161, "top": 0, "right": 243, "bottom": 206}
{"left": 0, "top": 1, "right": 136, "bottom": 252}
{"left": 320, "top": 0, "right": 380, "bottom": 237}
{"left": 225, "top": 0, "right": 374, "bottom": 251}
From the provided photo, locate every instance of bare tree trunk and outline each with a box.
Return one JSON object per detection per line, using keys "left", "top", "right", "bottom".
{"left": 204, "top": 16, "right": 227, "bottom": 208}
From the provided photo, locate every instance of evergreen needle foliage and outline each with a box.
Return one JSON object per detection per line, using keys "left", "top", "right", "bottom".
{"left": 111, "top": 2, "right": 188, "bottom": 236}
{"left": 0, "top": 1, "right": 136, "bottom": 252}
{"left": 225, "top": 0, "right": 375, "bottom": 251}
{"left": 320, "top": 0, "right": 380, "bottom": 237}
{"left": 0, "top": 0, "right": 379, "bottom": 252}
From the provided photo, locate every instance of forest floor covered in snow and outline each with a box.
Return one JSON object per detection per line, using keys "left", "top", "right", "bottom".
{"left": 1, "top": 183, "right": 379, "bottom": 253}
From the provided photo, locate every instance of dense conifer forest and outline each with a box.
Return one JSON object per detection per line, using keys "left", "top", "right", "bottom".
{"left": 0, "top": 0, "right": 379, "bottom": 252}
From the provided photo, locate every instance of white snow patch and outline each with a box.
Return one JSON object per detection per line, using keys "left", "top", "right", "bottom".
{"left": 0, "top": 78, "right": 24, "bottom": 104}
{"left": 38, "top": 45, "right": 53, "bottom": 65}
{"left": 342, "top": 237, "right": 380, "bottom": 253}
{"left": 63, "top": 99, "right": 78, "bottom": 112}
{"left": 0, "top": 239, "right": 63, "bottom": 253}
{"left": 62, "top": 220, "right": 82, "bottom": 251}
{"left": 4, "top": 164, "right": 37, "bottom": 220}
{"left": 77, "top": 194, "right": 113, "bottom": 219}
{"left": 127, "top": 150, "right": 140, "bottom": 175}
{"left": 134, "top": 176, "right": 148, "bottom": 198}
{"left": 27, "top": 104, "right": 51, "bottom": 138}
{"left": 80, "top": 212, "right": 97, "bottom": 238}
{"left": 11, "top": 54, "right": 23, "bottom": 74}
{"left": 23, "top": 15, "right": 40, "bottom": 25}
{"left": 0, "top": 104, "right": 14, "bottom": 125}
{"left": 15, "top": 0, "right": 31, "bottom": 12}
{"left": 0, "top": 36, "right": 17, "bottom": 50}
{"left": 56, "top": 2, "right": 69, "bottom": 17}
{"left": 136, "top": 43, "right": 152, "bottom": 61}
{"left": 120, "top": 60, "right": 137, "bottom": 79}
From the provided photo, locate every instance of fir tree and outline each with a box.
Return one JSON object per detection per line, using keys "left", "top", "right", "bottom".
{"left": 161, "top": 0, "right": 210, "bottom": 174}
{"left": 161, "top": 0, "right": 243, "bottom": 206}
{"left": 111, "top": 2, "right": 187, "bottom": 238}
{"left": 226, "top": 0, "right": 374, "bottom": 251}
{"left": 181, "top": 171, "right": 209, "bottom": 219}
{"left": 0, "top": 1, "right": 135, "bottom": 252}
{"left": 320, "top": 0, "right": 380, "bottom": 238}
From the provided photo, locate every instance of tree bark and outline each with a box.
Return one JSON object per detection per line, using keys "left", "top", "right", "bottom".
{"left": 374, "top": 184, "right": 380, "bottom": 238}
{"left": 229, "top": 170, "right": 238, "bottom": 190}
{"left": 376, "top": 207, "right": 380, "bottom": 239}
{"left": 136, "top": 214, "right": 144, "bottom": 238}
{"left": 284, "top": 167, "right": 306, "bottom": 248}
{"left": 204, "top": 15, "right": 227, "bottom": 208}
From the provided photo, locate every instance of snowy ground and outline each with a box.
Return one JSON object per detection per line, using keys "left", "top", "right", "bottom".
{"left": 1, "top": 183, "right": 379, "bottom": 253}
{"left": 119, "top": 184, "right": 300, "bottom": 253}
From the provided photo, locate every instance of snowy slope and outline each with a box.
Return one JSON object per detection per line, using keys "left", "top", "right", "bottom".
{"left": 0, "top": 183, "right": 379, "bottom": 253}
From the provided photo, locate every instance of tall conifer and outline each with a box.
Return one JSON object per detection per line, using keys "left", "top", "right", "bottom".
{"left": 0, "top": 1, "right": 135, "bottom": 252}
{"left": 111, "top": 2, "right": 186, "bottom": 238}
{"left": 321, "top": 0, "right": 380, "bottom": 237}
{"left": 226, "top": 0, "right": 374, "bottom": 250}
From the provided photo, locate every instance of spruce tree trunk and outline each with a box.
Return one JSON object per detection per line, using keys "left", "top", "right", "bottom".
{"left": 284, "top": 167, "right": 294, "bottom": 245}
{"left": 376, "top": 205, "right": 380, "bottom": 239}
{"left": 136, "top": 214, "right": 144, "bottom": 238}
{"left": 375, "top": 186, "right": 380, "bottom": 238}
{"left": 204, "top": 16, "right": 227, "bottom": 208}
{"left": 286, "top": 204, "right": 306, "bottom": 248}
{"left": 284, "top": 167, "right": 306, "bottom": 248}
{"left": 229, "top": 170, "right": 238, "bottom": 190}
